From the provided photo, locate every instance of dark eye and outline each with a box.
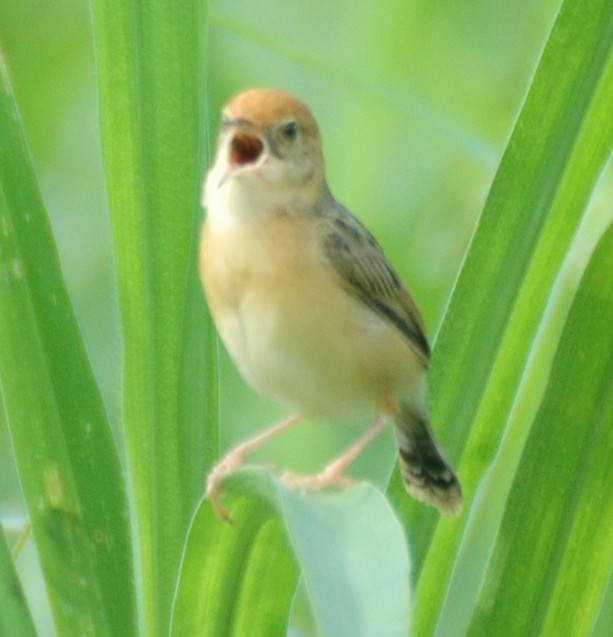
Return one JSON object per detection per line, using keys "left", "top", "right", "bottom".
{"left": 280, "top": 120, "right": 298, "bottom": 141}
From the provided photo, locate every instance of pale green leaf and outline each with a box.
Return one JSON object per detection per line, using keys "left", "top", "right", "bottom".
{"left": 171, "top": 469, "right": 411, "bottom": 637}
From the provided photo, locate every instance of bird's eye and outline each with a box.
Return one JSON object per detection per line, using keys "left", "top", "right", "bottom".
{"left": 280, "top": 120, "right": 298, "bottom": 141}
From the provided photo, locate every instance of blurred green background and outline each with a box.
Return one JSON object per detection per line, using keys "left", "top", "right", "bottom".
{"left": 0, "top": 0, "right": 564, "bottom": 633}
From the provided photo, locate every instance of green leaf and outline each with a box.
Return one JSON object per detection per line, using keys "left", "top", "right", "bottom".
{"left": 0, "top": 52, "right": 136, "bottom": 636}
{"left": 90, "top": 0, "right": 214, "bottom": 634}
{"left": 170, "top": 488, "right": 298, "bottom": 637}
{"left": 378, "top": 0, "right": 613, "bottom": 635}
{"left": 390, "top": 0, "right": 613, "bottom": 632}
{"left": 0, "top": 529, "right": 37, "bottom": 637}
{"left": 466, "top": 223, "right": 613, "bottom": 635}
{"left": 171, "top": 469, "right": 411, "bottom": 637}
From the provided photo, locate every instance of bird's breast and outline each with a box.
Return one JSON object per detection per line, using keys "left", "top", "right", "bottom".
{"left": 199, "top": 208, "right": 423, "bottom": 421}
{"left": 200, "top": 209, "right": 317, "bottom": 384}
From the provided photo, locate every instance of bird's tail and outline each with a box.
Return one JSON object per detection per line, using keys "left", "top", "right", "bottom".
{"left": 394, "top": 402, "right": 462, "bottom": 517}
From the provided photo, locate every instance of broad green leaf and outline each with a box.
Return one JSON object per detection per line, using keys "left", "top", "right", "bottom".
{"left": 389, "top": 0, "right": 613, "bottom": 632}
{"left": 171, "top": 468, "right": 411, "bottom": 637}
{"left": 90, "top": 0, "right": 214, "bottom": 634}
{"left": 466, "top": 223, "right": 613, "bottom": 636}
{"left": 0, "top": 529, "right": 37, "bottom": 637}
{"left": 0, "top": 52, "right": 136, "bottom": 636}
{"left": 170, "top": 489, "right": 298, "bottom": 637}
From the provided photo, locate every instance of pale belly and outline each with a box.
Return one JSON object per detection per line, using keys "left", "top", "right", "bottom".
{"left": 211, "top": 265, "right": 423, "bottom": 422}
{"left": 200, "top": 211, "right": 424, "bottom": 423}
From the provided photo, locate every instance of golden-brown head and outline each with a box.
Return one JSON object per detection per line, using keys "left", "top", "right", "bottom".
{"left": 223, "top": 88, "right": 320, "bottom": 140}
{"left": 205, "top": 88, "right": 326, "bottom": 215}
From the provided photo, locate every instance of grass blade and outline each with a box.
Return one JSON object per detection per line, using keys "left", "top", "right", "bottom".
{"left": 466, "top": 223, "right": 613, "bottom": 636}
{"left": 91, "top": 0, "right": 214, "bottom": 633}
{"left": 0, "top": 51, "right": 136, "bottom": 637}
{"left": 170, "top": 491, "right": 298, "bottom": 637}
{"left": 385, "top": 0, "right": 613, "bottom": 632}
{"left": 0, "top": 529, "right": 37, "bottom": 637}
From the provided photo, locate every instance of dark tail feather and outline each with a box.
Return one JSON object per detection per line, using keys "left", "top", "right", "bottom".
{"left": 394, "top": 402, "right": 462, "bottom": 517}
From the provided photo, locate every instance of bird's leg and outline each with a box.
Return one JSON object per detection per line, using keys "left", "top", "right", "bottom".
{"left": 281, "top": 412, "right": 392, "bottom": 492}
{"left": 206, "top": 413, "right": 303, "bottom": 521}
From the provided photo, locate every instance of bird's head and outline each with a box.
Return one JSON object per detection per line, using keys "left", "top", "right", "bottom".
{"left": 205, "top": 88, "right": 326, "bottom": 214}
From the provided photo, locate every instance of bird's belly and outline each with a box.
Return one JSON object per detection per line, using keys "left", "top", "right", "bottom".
{"left": 217, "top": 276, "right": 423, "bottom": 422}
{"left": 201, "top": 214, "right": 424, "bottom": 422}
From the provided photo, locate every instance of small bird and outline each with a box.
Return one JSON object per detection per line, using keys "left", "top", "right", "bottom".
{"left": 200, "top": 88, "right": 462, "bottom": 520}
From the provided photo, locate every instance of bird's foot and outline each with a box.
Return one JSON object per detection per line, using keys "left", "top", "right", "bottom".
{"left": 280, "top": 459, "right": 355, "bottom": 493}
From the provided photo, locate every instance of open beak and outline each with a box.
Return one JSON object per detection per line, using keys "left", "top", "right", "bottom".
{"left": 229, "top": 130, "right": 264, "bottom": 166}
{"left": 218, "top": 130, "right": 265, "bottom": 188}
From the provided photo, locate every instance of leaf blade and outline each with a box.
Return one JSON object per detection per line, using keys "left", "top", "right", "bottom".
{"left": 0, "top": 529, "right": 37, "bottom": 637}
{"left": 171, "top": 469, "right": 411, "bottom": 637}
{"left": 386, "top": 0, "right": 613, "bottom": 633}
{"left": 466, "top": 224, "right": 613, "bottom": 636}
{"left": 0, "top": 51, "right": 136, "bottom": 637}
{"left": 91, "top": 0, "right": 214, "bottom": 633}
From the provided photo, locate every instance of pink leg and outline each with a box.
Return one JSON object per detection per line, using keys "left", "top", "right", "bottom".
{"left": 281, "top": 412, "right": 392, "bottom": 492}
{"left": 206, "top": 414, "right": 303, "bottom": 520}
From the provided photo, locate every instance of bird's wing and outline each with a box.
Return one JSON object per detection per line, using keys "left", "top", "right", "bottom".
{"left": 320, "top": 204, "right": 430, "bottom": 362}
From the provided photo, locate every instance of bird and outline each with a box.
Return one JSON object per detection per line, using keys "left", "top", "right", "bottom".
{"left": 199, "top": 87, "right": 462, "bottom": 520}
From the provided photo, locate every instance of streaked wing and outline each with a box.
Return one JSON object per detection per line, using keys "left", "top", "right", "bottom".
{"left": 321, "top": 204, "right": 430, "bottom": 362}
